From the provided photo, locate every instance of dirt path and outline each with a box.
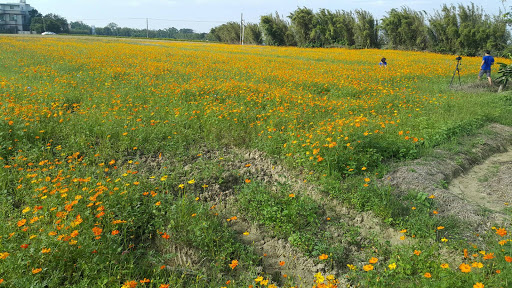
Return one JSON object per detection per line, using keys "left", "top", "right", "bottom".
{"left": 384, "top": 123, "right": 512, "bottom": 236}
{"left": 448, "top": 149, "right": 512, "bottom": 216}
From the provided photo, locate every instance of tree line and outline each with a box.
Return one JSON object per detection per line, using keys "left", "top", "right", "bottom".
{"left": 3, "top": 4, "right": 509, "bottom": 56}
{"left": 0, "top": 9, "right": 210, "bottom": 41}
{"left": 210, "top": 4, "right": 511, "bottom": 56}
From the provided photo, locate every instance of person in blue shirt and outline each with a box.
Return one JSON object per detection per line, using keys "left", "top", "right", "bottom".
{"left": 379, "top": 57, "right": 387, "bottom": 67}
{"left": 478, "top": 50, "right": 494, "bottom": 85}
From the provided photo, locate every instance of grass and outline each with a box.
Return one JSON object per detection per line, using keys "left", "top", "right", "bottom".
{"left": 0, "top": 35, "right": 511, "bottom": 287}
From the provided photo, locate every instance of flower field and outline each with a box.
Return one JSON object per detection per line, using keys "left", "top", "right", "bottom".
{"left": 0, "top": 35, "right": 511, "bottom": 287}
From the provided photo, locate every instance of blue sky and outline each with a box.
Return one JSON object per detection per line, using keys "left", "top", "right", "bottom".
{"left": 24, "top": 0, "right": 509, "bottom": 33}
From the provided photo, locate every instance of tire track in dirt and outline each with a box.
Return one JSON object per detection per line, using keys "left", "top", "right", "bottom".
{"left": 384, "top": 123, "right": 512, "bottom": 237}
{"left": 196, "top": 147, "right": 413, "bottom": 286}
{"left": 448, "top": 149, "right": 512, "bottom": 218}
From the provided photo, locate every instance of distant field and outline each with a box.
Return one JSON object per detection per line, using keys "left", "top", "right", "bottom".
{"left": 1, "top": 35, "right": 511, "bottom": 287}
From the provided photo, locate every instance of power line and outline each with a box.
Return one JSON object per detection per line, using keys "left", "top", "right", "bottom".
{"left": 71, "top": 17, "right": 229, "bottom": 24}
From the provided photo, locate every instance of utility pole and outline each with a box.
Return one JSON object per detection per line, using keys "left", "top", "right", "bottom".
{"left": 146, "top": 18, "right": 149, "bottom": 38}
{"left": 242, "top": 17, "right": 245, "bottom": 45}
{"left": 240, "top": 13, "right": 245, "bottom": 45}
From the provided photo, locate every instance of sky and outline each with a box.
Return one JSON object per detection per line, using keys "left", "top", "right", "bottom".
{"left": 19, "top": 0, "right": 510, "bottom": 33}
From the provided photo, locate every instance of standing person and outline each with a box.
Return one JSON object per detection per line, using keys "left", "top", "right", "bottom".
{"left": 478, "top": 50, "right": 494, "bottom": 85}
{"left": 379, "top": 57, "right": 387, "bottom": 67}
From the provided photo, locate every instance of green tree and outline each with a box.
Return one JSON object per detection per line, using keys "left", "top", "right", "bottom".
{"left": 42, "top": 14, "right": 69, "bottom": 34}
{"left": 245, "top": 23, "right": 263, "bottom": 45}
{"left": 260, "top": 12, "right": 295, "bottom": 46}
{"left": 381, "top": 7, "right": 429, "bottom": 50}
{"left": 456, "top": 3, "right": 487, "bottom": 56}
{"left": 486, "top": 15, "right": 510, "bottom": 53}
{"left": 70, "top": 21, "right": 91, "bottom": 35}
{"left": 310, "top": 8, "right": 336, "bottom": 47}
{"left": 353, "top": 9, "right": 379, "bottom": 48}
{"left": 30, "top": 17, "right": 44, "bottom": 34}
{"left": 289, "top": 7, "right": 315, "bottom": 46}
{"left": 106, "top": 22, "right": 119, "bottom": 36}
{"left": 428, "top": 4, "right": 460, "bottom": 53}
{"left": 210, "top": 22, "right": 240, "bottom": 44}
{"left": 334, "top": 10, "right": 356, "bottom": 46}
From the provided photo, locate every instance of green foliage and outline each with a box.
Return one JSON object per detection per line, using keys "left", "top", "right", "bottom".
{"left": 495, "top": 56, "right": 512, "bottom": 89}
{"left": 210, "top": 21, "right": 241, "bottom": 44}
{"left": 428, "top": 5, "right": 460, "bottom": 54}
{"left": 382, "top": 7, "right": 429, "bottom": 50}
{"left": 244, "top": 23, "right": 263, "bottom": 45}
{"left": 69, "top": 21, "right": 92, "bottom": 35}
{"left": 260, "top": 12, "right": 296, "bottom": 46}
{"left": 42, "top": 13, "right": 70, "bottom": 34}
{"left": 210, "top": 22, "right": 262, "bottom": 45}
{"left": 353, "top": 9, "right": 379, "bottom": 48}
{"left": 288, "top": 7, "right": 315, "bottom": 47}
{"left": 310, "top": 9, "right": 356, "bottom": 47}
{"left": 429, "top": 4, "right": 510, "bottom": 56}
{"left": 237, "top": 182, "right": 323, "bottom": 239}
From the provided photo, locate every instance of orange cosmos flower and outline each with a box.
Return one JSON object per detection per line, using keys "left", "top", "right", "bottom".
{"left": 279, "top": 261, "right": 285, "bottom": 266}
{"left": 122, "top": 280, "right": 138, "bottom": 288}
{"left": 363, "top": 264, "right": 374, "bottom": 271}
{"left": 111, "top": 230, "right": 120, "bottom": 235}
{"left": 423, "top": 272, "right": 431, "bottom": 278}
{"left": 473, "top": 283, "right": 484, "bottom": 288}
{"left": 369, "top": 257, "right": 378, "bottom": 264}
{"left": 32, "top": 268, "right": 42, "bottom": 274}
{"left": 483, "top": 253, "right": 494, "bottom": 260}
{"left": 496, "top": 228, "right": 507, "bottom": 237}
{"left": 229, "top": 259, "right": 238, "bottom": 269}
{"left": 0, "top": 252, "right": 9, "bottom": 259}
{"left": 505, "top": 256, "right": 512, "bottom": 263}
{"left": 459, "top": 263, "right": 471, "bottom": 273}
{"left": 92, "top": 226, "right": 102, "bottom": 236}
{"left": 318, "top": 254, "right": 328, "bottom": 260}
{"left": 159, "top": 285, "right": 170, "bottom": 288}
{"left": 17, "top": 219, "right": 26, "bottom": 227}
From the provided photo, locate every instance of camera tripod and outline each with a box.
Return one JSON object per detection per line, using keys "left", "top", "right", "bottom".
{"left": 450, "top": 57, "right": 462, "bottom": 86}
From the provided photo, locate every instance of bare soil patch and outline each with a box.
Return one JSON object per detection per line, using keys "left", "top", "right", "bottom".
{"left": 191, "top": 147, "right": 412, "bottom": 286}
{"left": 383, "top": 123, "right": 512, "bottom": 237}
